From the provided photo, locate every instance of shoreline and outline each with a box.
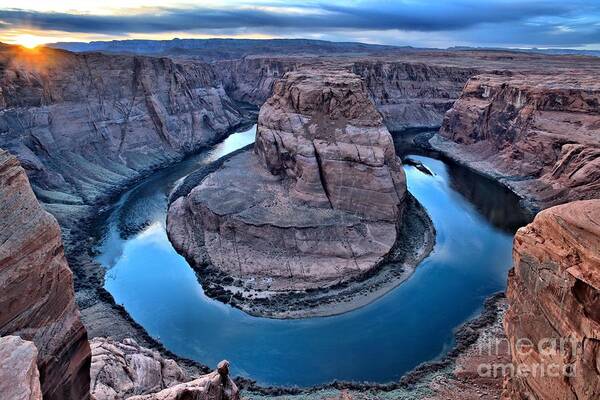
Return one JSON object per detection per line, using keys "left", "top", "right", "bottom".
{"left": 426, "top": 134, "right": 541, "bottom": 216}
{"left": 59, "top": 126, "right": 516, "bottom": 396}
{"left": 168, "top": 190, "right": 435, "bottom": 319}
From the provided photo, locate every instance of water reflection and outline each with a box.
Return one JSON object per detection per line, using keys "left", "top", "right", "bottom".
{"left": 97, "top": 130, "right": 528, "bottom": 386}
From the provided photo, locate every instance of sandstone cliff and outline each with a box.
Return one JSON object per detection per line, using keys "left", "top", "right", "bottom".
{"left": 0, "top": 149, "right": 90, "bottom": 400}
{"left": 435, "top": 73, "right": 600, "bottom": 210}
{"left": 0, "top": 45, "right": 245, "bottom": 225}
{"left": 504, "top": 199, "right": 600, "bottom": 399}
{"left": 255, "top": 67, "right": 406, "bottom": 218}
{"left": 168, "top": 67, "right": 412, "bottom": 314}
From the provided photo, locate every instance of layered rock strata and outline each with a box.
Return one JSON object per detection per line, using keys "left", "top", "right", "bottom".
{"left": 504, "top": 199, "right": 600, "bottom": 399}
{"left": 352, "top": 61, "right": 477, "bottom": 131}
{"left": 0, "top": 149, "right": 90, "bottom": 400}
{"left": 168, "top": 68, "right": 407, "bottom": 298}
{"left": 434, "top": 73, "right": 600, "bottom": 210}
{"left": 0, "top": 336, "right": 43, "bottom": 400}
{"left": 217, "top": 58, "right": 478, "bottom": 131}
{"left": 0, "top": 44, "right": 245, "bottom": 225}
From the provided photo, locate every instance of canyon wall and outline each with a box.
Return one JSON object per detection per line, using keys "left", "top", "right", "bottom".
{"left": 351, "top": 61, "right": 477, "bottom": 131}
{"left": 0, "top": 45, "right": 246, "bottom": 224}
{"left": 217, "top": 58, "right": 477, "bottom": 132}
{"left": 435, "top": 73, "right": 600, "bottom": 210}
{"left": 0, "top": 149, "right": 90, "bottom": 400}
{"left": 504, "top": 199, "right": 600, "bottom": 399}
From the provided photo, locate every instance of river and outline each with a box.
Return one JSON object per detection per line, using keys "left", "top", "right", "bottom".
{"left": 96, "top": 125, "right": 530, "bottom": 386}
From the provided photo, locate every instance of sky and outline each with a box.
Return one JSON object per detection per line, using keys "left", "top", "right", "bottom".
{"left": 1, "top": 0, "right": 600, "bottom": 49}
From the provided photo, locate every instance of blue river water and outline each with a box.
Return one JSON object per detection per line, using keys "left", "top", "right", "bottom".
{"left": 97, "top": 125, "right": 529, "bottom": 386}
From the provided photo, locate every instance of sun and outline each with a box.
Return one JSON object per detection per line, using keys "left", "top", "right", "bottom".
{"left": 15, "top": 34, "right": 46, "bottom": 49}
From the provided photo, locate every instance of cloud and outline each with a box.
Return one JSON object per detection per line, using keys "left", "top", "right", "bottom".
{"left": 1, "top": 1, "right": 600, "bottom": 48}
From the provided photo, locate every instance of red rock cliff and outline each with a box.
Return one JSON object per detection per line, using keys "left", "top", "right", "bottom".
{"left": 436, "top": 73, "right": 600, "bottom": 209}
{"left": 504, "top": 199, "right": 600, "bottom": 399}
{"left": 0, "top": 149, "right": 91, "bottom": 400}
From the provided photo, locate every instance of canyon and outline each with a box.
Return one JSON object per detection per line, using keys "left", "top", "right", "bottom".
{"left": 0, "top": 39, "right": 599, "bottom": 400}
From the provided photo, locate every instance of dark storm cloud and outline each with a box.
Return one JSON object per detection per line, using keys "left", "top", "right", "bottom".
{"left": 1, "top": 1, "right": 600, "bottom": 47}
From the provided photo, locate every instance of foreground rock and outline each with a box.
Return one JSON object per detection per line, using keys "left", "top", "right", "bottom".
{"left": 168, "top": 67, "right": 415, "bottom": 315}
{"left": 504, "top": 199, "right": 600, "bottom": 399}
{"left": 128, "top": 360, "right": 238, "bottom": 400}
{"left": 90, "top": 337, "right": 237, "bottom": 400}
{"left": 90, "top": 338, "right": 187, "bottom": 400}
{"left": 434, "top": 73, "right": 600, "bottom": 210}
{"left": 0, "top": 149, "right": 90, "bottom": 400}
{"left": 0, "top": 336, "right": 43, "bottom": 400}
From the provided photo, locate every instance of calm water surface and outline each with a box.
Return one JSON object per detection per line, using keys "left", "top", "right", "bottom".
{"left": 97, "top": 126, "right": 530, "bottom": 386}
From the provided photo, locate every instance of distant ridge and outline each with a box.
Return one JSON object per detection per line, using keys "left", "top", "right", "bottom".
{"left": 47, "top": 38, "right": 599, "bottom": 62}
{"left": 47, "top": 38, "right": 418, "bottom": 61}
{"left": 448, "top": 45, "right": 600, "bottom": 57}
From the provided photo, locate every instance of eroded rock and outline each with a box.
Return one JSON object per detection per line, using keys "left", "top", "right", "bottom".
{"left": 90, "top": 338, "right": 187, "bottom": 400}
{"left": 127, "top": 360, "right": 238, "bottom": 400}
{"left": 504, "top": 199, "right": 600, "bottom": 399}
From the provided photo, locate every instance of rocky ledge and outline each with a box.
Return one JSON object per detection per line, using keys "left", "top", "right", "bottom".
{"left": 432, "top": 72, "right": 600, "bottom": 211}
{"left": 168, "top": 67, "right": 433, "bottom": 317}
{"left": 504, "top": 199, "right": 600, "bottom": 399}
{"left": 90, "top": 337, "right": 238, "bottom": 400}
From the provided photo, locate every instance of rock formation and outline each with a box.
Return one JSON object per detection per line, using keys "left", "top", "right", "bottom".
{"left": 127, "top": 360, "right": 238, "bottom": 400}
{"left": 434, "top": 73, "right": 600, "bottom": 210}
{"left": 0, "top": 44, "right": 245, "bottom": 225}
{"left": 0, "top": 149, "right": 90, "bottom": 400}
{"left": 90, "top": 338, "right": 187, "bottom": 400}
{"left": 504, "top": 199, "right": 600, "bottom": 399}
{"left": 90, "top": 337, "right": 238, "bottom": 400}
{"left": 217, "top": 58, "right": 478, "bottom": 132}
{"left": 168, "top": 67, "right": 407, "bottom": 301}
{"left": 0, "top": 336, "right": 43, "bottom": 400}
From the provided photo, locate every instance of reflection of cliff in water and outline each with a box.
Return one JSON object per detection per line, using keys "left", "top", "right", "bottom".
{"left": 392, "top": 130, "right": 533, "bottom": 234}
{"left": 445, "top": 162, "right": 533, "bottom": 233}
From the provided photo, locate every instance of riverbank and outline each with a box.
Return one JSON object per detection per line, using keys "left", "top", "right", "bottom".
{"left": 168, "top": 174, "right": 435, "bottom": 318}
{"left": 59, "top": 126, "right": 520, "bottom": 394}
{"left": 240, "top": 293, "right": 510, "bottom": 399}
{"left": 428, "top": 134, "right": 542, "bottom": 215}
{"left": 62, "top": 122, "right": 257, "bottom": 378}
